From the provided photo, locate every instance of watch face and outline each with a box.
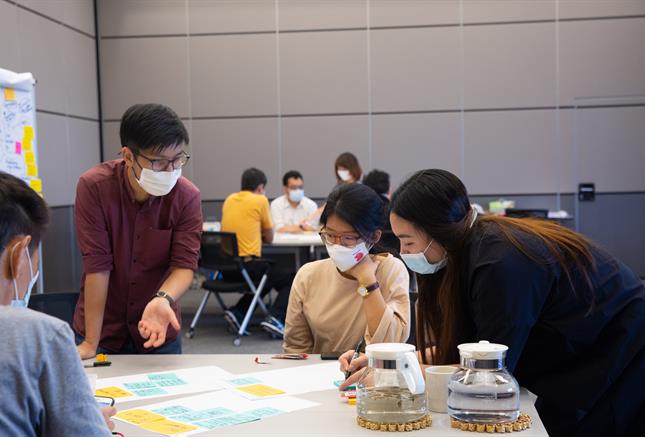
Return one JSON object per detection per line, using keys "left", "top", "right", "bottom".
{"left": 357, "top": 286, "right": 367, "bottom": 297}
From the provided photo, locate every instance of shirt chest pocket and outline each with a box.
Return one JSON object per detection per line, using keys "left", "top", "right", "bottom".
{"left": 138, "top": 228, "right": 173, "bottom": 271}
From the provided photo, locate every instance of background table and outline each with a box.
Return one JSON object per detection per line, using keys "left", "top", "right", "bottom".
{"left": 89, "top": 354, "right": 549, "bottom": 437}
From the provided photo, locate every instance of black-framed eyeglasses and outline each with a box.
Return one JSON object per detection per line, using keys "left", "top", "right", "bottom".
{"left": 134, "top": 151, "right": 190, "bottom": 172}
{"left": 319, "top": 230, "right": 363, "bottom": 248}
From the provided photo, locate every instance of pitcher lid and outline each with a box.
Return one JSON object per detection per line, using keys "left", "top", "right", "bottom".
{"left": 457, "top": 340, "right": 507, "bottom": 360}
{"left": 366, "top": 343, "right": 416, "bottom": 360}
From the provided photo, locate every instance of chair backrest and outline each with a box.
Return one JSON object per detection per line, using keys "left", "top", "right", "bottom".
{"left": 504, "top": 208, "right": 549, "bottom": 219}
{"left": 200, "top": 231, "right": 241, "bottom": 271}
{"left": 28, "top": 292, "right": 79, "bottom": 328}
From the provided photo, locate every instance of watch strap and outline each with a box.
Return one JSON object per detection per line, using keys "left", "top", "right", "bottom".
{"left": 155, "top": 291, "right": 175, "bottom": 306}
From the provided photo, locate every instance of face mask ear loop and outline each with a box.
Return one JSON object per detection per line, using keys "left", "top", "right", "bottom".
{"left": 422, "top": 238, "right": 434, "bottom": 255}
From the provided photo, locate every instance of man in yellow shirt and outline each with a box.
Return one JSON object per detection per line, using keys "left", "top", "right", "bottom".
{"left": 221, "top": 168, "right": 293, "bottom": 338}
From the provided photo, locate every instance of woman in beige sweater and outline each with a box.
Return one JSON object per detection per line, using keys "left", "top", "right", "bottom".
{"left": 283, "top": 183, "right": 410, "bottom": 354}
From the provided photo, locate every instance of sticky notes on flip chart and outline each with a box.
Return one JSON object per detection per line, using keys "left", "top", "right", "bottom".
{"left": 22, "top": 138, "right": 33, "bottom": 151}
{"left": 23, "top": 125, "right": 34, "bottom": 140}
{"left": 25, "top": 151, "right": 35, "bottom": 164}
{"left": 29, "top": 178, "right": 42, "bottom": 193}
{"left": 4, "top": 88, "right": 16, "bottom": 101}
{"left": 96, "top": 386, "right": 133, "bottom": 398}
{"left": 236, "top": 384, "right": 285, "bottom": 397}
{"left": 15, "top": 142, "right": 21, "bottom": 154}
{"left": 26, "top": 164, "right": 37, "bottom": 177}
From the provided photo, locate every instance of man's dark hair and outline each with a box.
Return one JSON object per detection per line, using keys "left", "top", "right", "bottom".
{"left": 282, "top": 170, "right": 303, "bottom": 187}
{"left": 241, "top": 168, "right": 267, "bottom": 191}
{"left": 120, "top": 103, "right": 189, "bottom": 155}
{"left": 0, "top": 172, "right": 50, "bottom": 253}
{"left": 363, "top": 169, "right": 390, "bottom": 197}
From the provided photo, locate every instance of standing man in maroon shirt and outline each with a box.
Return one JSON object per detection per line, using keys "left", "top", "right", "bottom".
{"left": 73, "top": 104, "right": 202, "bottom": 359}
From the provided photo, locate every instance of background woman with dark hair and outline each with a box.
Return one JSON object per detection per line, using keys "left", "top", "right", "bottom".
{"left": 340, "top": 169, "right": 644, "bottom": 437}
{"left": 283, "top": 183, "right": 410, "bottom": 354}
{"left": 334, "top": 152, "right": 363, "bottom": 184}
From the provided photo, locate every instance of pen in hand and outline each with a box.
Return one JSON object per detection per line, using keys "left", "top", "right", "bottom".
{"left": 345, "top": 336, "right": 365, "bottom": 380}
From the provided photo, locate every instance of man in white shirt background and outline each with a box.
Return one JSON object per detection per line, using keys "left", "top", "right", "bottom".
{"left": 270, "top": 171, "right": 319, "bottom": 233}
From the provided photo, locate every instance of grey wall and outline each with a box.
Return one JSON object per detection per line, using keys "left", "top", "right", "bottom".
{"left": 97, "top": 0, "right": 645, "bottom": 276}
{"left": 97, "top": 0, "right": 645, "bottom": 200}
{"left": 0, "top": 0, "right": 100, "bottom": 291}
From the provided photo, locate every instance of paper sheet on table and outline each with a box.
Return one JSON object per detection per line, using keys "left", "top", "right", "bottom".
{"left": 114, "top": 389, "right": 319, "bottom": 436}
{"left": 223, "top": 362, "right": 344, "bottom": 399}
{"left": 95, "top": 366, "right": 232, "bottom": 404}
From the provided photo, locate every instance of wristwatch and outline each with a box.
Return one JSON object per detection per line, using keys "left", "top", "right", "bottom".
{"left": 154, "top": 291, "right": 175, "bottom": 306}
{"left": 357, "top": 282, "right": 380, "bottom": 297}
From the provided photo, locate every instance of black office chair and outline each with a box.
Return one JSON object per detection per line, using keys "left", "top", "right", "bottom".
{"left": 187, "top": 232, "right": 272, "bottom": 346}
{"left": 504, "top": 208, "right": 549, "bottom": 219}
{"left": 28, "top": 291, "right": 79, "bottom": 329}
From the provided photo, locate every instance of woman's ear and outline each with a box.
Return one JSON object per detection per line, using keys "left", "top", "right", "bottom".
{"left": 372, "top": 229, "right": 382, "bottom": 244}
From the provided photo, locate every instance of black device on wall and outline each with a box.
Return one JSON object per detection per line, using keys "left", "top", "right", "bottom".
{"left": 579, "top": 183, "right": 595, "bottom": 201}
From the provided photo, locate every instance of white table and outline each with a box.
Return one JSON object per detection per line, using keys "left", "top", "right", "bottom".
{"left": 91, "top": 354, "right": 549, "bottom": 437}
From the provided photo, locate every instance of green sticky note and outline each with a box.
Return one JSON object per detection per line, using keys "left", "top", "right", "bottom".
{"left": 124, "top": 382, "right": 158, "bottom": 390}
{"left": 228, "top": 377, "right": 262, "bottom": 386}
{"left": 148, "top": 373, "right": 180, "bottom": 380}
{"left": 201, "top": 408, "right": 235, "bottom": 418}
{"left": 152, "top": 406, "right": 192, "bottom": 416}
{"left": 248, "top": 407, "right": 283, "bottom": 419}
{"left": 154, "top": 378, "right": 187, "bottom": 387}
{"left": 131, "top": 387, "right": 168, "bottom": 397}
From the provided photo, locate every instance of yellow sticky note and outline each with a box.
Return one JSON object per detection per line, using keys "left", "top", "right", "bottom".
{"left": 115, "top": 409, "right": 165, "bottom": 425}
{"left": 4, "top": 88, "right": 16, "bottom": 101}
{"left": 237, "top": 384, "right": 285, "bottom": 397}
{"left": 23, "top": 126, "right": 34, "bottom": 140}
{"left": 140, "top": 419, "right": 198, "bottom": 435}
{"left": 22, "top": 137, "right": 33, "bottom": 151}
{"left": 26, "top": 164, "right": 37, "bottom": 177}
{"left": 95, "top": 386, "right": 133, "bottom": 399}
{"left": 29, "top": 178, "right": 42, "bottom": 192}
{"left": 25, "top": 151, "right": 35, "bottom": 164}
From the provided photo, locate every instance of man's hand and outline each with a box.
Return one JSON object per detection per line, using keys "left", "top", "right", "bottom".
{"left": 77, "top": 340, "right": 97, "bottom": 360}
{"left": 100, "top": 406, "right": 117, "bottom": 431}
{"left": 138, "top": 297, "right": 180, "bottom": 349}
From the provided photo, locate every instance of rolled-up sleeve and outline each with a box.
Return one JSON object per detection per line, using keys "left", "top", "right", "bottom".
{"left": 365, "top": 257, "right": 411, "bottom": 344}
{"left": 170, "top": 190, "right": 203, "bottom": 271}
{"left": 75, "top": 176, "right": 113, "bottom": 273}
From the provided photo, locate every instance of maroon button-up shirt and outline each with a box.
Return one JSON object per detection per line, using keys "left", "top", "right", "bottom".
{"left": 73, "top": 160, "right": 202, "bottom": 352}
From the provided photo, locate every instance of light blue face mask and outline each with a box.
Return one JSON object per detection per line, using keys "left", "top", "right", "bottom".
{"left": 288, "top": 188, "right": 305, "bottom": 203}
{"left": 400, "top": 239, "right": 447, "bottom": 274}
{"left": 401, "top": 209, "right": 478, "bottom": 275}
{"left": 11, "top": 246, "right": 39, "bottom": 308}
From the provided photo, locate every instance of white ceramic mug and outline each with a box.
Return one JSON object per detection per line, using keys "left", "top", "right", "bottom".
{"left": 425, "top": 365, "right": 457, "bottom": 413}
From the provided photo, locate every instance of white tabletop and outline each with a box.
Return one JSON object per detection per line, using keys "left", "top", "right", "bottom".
{"left": 202, "top": 223, "right": 323, "bottom": 248}
{"left": 270, "top": 232, "right": 323, "bottom": 247}
{"left": 89, "top": 355, "right": 548, "bottom": 437}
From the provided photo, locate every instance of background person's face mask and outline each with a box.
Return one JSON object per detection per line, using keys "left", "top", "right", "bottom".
{"left": 326, "top": 242, "right": 369, "bottom": 272}
{"left": 289, "top": 189, "right": 304, "bottom": 203}
{"left": 136, "top": 167, "right": 181, "bottom": 196}
{"left": 401, "top": 239, "right": 446, "bottom": 274}
{"left": 337, "top": 170, "right": 351, "bottom": 182}
{"left": 11, "top": 246, "right": 39, "bottom": 308}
